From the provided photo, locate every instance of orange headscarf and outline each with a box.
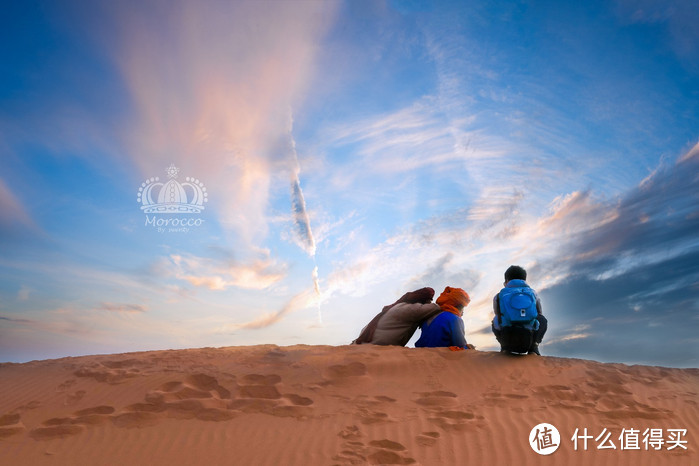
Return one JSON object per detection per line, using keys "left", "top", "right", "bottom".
{"left": 436, "top": 286, "right": 470, "bottom": 317}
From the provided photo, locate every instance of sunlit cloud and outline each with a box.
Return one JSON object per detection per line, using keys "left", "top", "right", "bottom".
{"left": 112, "top": 0, "right": 338, "bottom": 254}
{"left": 218, "top": 288, "right": 317, "bottom": 331}
{"left": 168, "top": 252, "right": 286, "bottom": 291}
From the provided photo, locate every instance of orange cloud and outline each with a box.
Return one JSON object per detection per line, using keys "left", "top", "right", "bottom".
{"left": 112, "top": 1, "right": 338, "bottom": 252}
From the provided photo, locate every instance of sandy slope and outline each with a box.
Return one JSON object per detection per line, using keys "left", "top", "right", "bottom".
{"left": 0, "top": 344, "right": 697, "bottom": 465}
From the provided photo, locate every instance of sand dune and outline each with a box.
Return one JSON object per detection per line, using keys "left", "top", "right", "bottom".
{"left": 0, "top": 345, "right": 697, "bottom": 465}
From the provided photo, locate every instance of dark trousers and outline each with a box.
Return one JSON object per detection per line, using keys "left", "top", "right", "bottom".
{"left": 492, "top": 315, "right": 547, "bottom": 352}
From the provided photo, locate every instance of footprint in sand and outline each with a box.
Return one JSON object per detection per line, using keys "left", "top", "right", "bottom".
{"left": 16, "top": 400, "right": 41, "bottom": 412}
{"left": 482, "top": 389, "right": 529, "bottom": 407}
{"left": 366, "top": 439, "right": 415, "bottom": 465}
{"left": 64, "top": 390, "right": 87, "bottom": 406}
{"left": 238, "top": 374, "right": 282, "bottom": 400}
{"left": 416, "top": 431, "right": 440, "bottom": 447}
{"left": 0, "top": 413, "right": 26, "bottom": 438}
{"left": 428, "top": 409, "right": 480, "bottom": 432}
{"left": 325, "top": 362, "right": 367, "bottom": 378}
{"left": 338, "top": 425, "right": 362, "bottom": 440}
{"left": 231, "top": 373, "right": 314, "bottom": 419}
{"left": 414, "top": 390, "right": 458, "bottom": 408}
{"left": 413, "top": 391, "right": 483, "bottom": 432}
{"left": 356, "top": 407, "right": 392, "bottom": 425}
{"left": 348, "top": 394, "right": 399, "bottom": 425}
{"left": 56, "top": 379, "right": 77, "bottom": 392}
{"left": 333, "top": 427, "right": 415, "bottom": 465}
{"left": 30, "top": 406, "right": 115, "bottom": 440}
{"left": 73, "top": 364, "right": 139, "bottom": 385}
{"left": 137, "top": 373, "right": 235, "bottom": 423}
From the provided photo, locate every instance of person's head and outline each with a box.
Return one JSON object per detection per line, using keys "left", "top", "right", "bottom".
{"left": 399, "top": 287, "right": 435, "bottom": 304}
{"left": 504, "top": 265, "right": 527, "bottom": 284}
{"left": 436, "top": 286, "right": 470, "bottom": 316}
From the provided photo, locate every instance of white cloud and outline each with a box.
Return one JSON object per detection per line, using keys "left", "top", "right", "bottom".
{"left": 168, "top": 252, "right": 286, "bottom": 291}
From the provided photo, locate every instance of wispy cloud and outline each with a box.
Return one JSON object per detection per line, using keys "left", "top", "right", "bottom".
{"left": 1, "top": 310, "right": 97, "bottom": 338}
{"left": 0, "top": 177, "right": 35, "bottom": 233}
{"left": 111, "top": 1, "right": 338, "bottom": 254}
{"left": 0, "top": 315, "right": 33, "bottom": 324}
{"left": 99, "top": 302, "right": 147, "bottom": 314}
{"left": 287, "top": 112, "right": 318, "bottom": 258}
{"left": 218, "top": 288, "right": 317, "bottom": 331}
{"left": 17, "top": 286, "right": 31, "bottom": 302}
{"left": 323, "top": 98, "right": 507, "bottom": 180}
{"left": 616, "top": 0, "right": 699, "bottom": 67}
{"left": 168, "top": 251, "right": 286, "bottom": 291}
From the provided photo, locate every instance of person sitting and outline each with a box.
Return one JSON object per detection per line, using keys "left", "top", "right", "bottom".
{"left": 415, "top": 286, "right": 474, "bottom": 349}
{"left": 352, "top": 287, "right": 441, "bottom": 346}
{"left": 492, "top": 265, "right": 548, "bottom": 355}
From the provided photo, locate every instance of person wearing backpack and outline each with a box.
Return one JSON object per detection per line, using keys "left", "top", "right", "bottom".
{"left": 351, "top": 287, "right": 442, "bottom": 346}
{"left": 491, "top": 265, "right": 548, "bottom": 355}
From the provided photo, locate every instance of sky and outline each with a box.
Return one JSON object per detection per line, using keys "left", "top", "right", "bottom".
{"left": 0, "top": 0, "right": 697, "bottom": 367}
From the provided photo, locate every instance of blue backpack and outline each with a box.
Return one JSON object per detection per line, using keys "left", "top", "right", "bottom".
{"left": 497, "top": 280, "right": 540, "bottom": 331}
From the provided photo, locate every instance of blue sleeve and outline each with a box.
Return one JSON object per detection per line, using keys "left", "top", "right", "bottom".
{"left": 448, "top": 315, "right": 468, "bottom": 348}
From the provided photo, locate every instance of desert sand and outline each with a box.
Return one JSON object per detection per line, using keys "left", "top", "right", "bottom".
{"left": 0, "top": 344, "right": 697, "bottom": 465}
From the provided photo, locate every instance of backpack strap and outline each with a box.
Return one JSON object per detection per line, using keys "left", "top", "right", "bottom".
{"left": 495, "top": 292, "right": 503, "bottom": 327}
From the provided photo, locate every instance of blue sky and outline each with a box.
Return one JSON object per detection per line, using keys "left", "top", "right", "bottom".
{"left": 1, "top": 0, "right": 697, "bottom": 367}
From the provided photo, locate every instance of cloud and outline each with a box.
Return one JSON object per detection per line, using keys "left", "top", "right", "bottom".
{"left": 17, "top": 286, "right": 31, "bottom": 301}
{"left": 615, "top": 0, "right": 699, "bottom": 67}
{"left": 533, "top": 146, "right": 699, "bottom": 366}
{"left": 99, "top": 302, "right": 147, "bottom": 314}
{"left": 310, "top": 144, "right": 699, "bottom": 363}
{"left": 291, "top": 175, "right": 317, "bottom": 256}
{"left": 0, "top": 310, "right": 96, "bottom": 338}
{"left": 287, "top": 113, "right": 318, "bottom": 258}
{"left": 110, "top": 0, "right": 338, "bottom": 253}
{"left": 562, "top": 144, "right": 699, "bottom": 268}
{"left": 540, "top": 250, "right": 699, "bottom": 367}
{"left": 322, "top": 98, "right": 507, "bottom": 187}
{"left": 218, "top": 288, "right": 317, "bottom": 331}
{"left": 0, "top": 315, "right": 33, "bottom": 324}
{"left": 537, "top": 190, "right": 616, "bottom": 237}
{"left": 0, "top": 178, "right": 35, "bottom": 234}
{"left": 319, "top": 188, "right": 529, "bottom": 309}
{"left": 405, "top": 252, "right": 481, "bottom": 292}
{"left": 168, "top": 251, "right": 286, "bottom": 291}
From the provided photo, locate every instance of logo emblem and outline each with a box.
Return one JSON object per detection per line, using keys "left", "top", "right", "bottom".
{"left": 137, "top": 164, "right": 207, "bottom": 214}
{"left": 529, "top": 423, "right": 560, "bottom": 455}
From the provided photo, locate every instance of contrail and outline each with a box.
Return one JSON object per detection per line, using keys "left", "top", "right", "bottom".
{"left": 288, "top": 113, "right": 322, "bottom": 324}
{"left": 291, "top": 171, "right": 316, "bottom": 256}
